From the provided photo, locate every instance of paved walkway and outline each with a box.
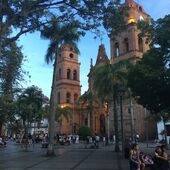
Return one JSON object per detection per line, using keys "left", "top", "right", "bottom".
{"left": 0, "top": 141, "right": 160, "bottom": 170}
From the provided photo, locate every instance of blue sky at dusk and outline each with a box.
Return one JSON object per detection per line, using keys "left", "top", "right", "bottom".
{"left": 19, "top": 0, "right": 170, "bottom": 98}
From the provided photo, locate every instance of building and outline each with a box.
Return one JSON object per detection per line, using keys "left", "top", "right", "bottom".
{"left": 55, "top": 0, "right": 157, "bottom": 140}
{"left": 55, "top": 44, "right": 81, "bottom": 134}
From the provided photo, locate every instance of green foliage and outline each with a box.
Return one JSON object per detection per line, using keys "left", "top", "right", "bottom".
{"left": 77, "top": 126, "right": 92, "bottom": 139}
{"left": 79, "top": 91, "right": 97, "bottom": 112}
{"left": 17, "top": 85, "right": 48, "bottom": 128}
{"left": 0, "top": 96, "right": 17, "bottom": 125}
{"left": 103, "top": 0, "right": 127, "bottom": 38}
{"left": 128, "top": 14, "right": 170, "bottom": 115}
{"left": 0, "top": 42, "right": 26, "bottom": 96}
{"left": 93, "top": 61, "right": 128, "bottom": 102}
{"left": 55, "top": 106, "right": 71, "bottom": 122}
{"left": 93, "top": 60, "right": 128, "bottom": 152}
{"left": 138, "top": 14, "right": 170, "bottom": 58}
{"left": 0, "top": 0, "right": 126, "bottom": 48}
{"left": 0, "top": 41, "right": 26, "bottom": 128}
{"left": 40, "top": 18, "right": 81, "bottom": 64}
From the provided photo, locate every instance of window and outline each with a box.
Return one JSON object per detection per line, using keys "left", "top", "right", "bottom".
{"left": 85, "top": 118, "right": 88, "bottom": 126}
{"left": 69, "top": 53, "right": 74, "bottom": 58}
{"left": 57, "top": 92, "right": 60, "bottom": 104}
{"left": 114, "top": 42, "right": 120, "bottom": 57}
{"left": 139, "top": 6, "right": 143, "bottom": 12}
{"left": 138, "top": 37, "right": 143, "bottom": 52}
{"left": 74, "top": 93, "right": 78, "bottom": 102}
{"left": 67, "top": 69, "right": 71, "bottom": 79}
{"left": 66, "top": 92, "right": 71, "bottom": 103}
{"left": 73, "top": 70, "right": 77, "bottom": 80}
{"left": 124, "top": 38, "right": 129, "bottom": 52}
{"left": 59, "top": 68, "right": 61, "bottom": 79}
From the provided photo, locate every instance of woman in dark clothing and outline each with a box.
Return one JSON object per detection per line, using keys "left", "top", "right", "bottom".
{"left": 129, "top": 144, "right": 141, "bottom": 170}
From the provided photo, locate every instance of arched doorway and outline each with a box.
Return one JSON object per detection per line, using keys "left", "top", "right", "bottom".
{"left": 100, "top": 114, "right": 106, "bottom": 135}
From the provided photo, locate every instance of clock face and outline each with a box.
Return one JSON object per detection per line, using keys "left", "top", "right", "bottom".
{"left": 140, "top": 15, "right": 144, "bottom": 20}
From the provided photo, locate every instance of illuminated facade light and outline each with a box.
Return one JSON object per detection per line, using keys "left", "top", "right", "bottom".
{"left": 128, "top": 18, "right": 136, "bottom": 24}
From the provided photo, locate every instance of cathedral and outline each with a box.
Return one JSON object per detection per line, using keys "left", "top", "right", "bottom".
{"left": 55, "top": 0, "right": 157, "bottom": 140}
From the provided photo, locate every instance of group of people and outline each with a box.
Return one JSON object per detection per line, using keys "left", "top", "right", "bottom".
{"left": 129, "top": 143, "right": 170, "bottom": 170}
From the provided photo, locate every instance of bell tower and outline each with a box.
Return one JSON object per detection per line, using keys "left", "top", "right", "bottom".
{"left": 55, "top": 44, "right": 81, "bottom": 134}
{"left": 110, "top": 0, "right": 150, "bottom": 64}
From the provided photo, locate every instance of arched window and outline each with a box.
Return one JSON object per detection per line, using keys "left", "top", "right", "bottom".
{"left": 66, "top": 92, "right": 71, "bottom": 103}
{"left": 100, "top": 114, "right": 105, "bottom": 135}
{"left": 67, "top": 69, "right": 71, "bottom": 79}
{"left": 114, "top": 42, "right": 120, "bottom": 57}
{"left": 124, "top": 38, "right": 129, "bottom": 52}
{"left": 57, "top": 92, "right": 60, "bottom": 104}
{"left": 139, "top": 6, "right": 143, "bottom": 12}
{"left": 85, "top": 118, "right": 88, "bottom": 126}
{"left": 69, "top": 53, "right": 74, "bottom": 58}
{"left": 59, "top": 68, "right": 61, "bottom": 79}
{"left": 138, "top": 37, "right": 143, "bottom": 52}
{"left": 74, "top": 93, "right": 78, "bottom": 102}
{"left": 73, "top": 70, "right": 77, "bottom": 80}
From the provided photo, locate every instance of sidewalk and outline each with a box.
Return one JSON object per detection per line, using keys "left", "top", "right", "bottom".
{"left": 0, "top": 141, "right": 130, "bottom": 170}
{"left": 1, "top": 141, "right": 165, "bottom": 170}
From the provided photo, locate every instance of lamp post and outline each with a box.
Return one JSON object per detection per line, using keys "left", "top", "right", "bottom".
{"left": 119, "top": 89, "right": 125, "bottom": 158}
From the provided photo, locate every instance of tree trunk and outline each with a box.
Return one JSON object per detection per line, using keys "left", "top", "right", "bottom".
{"left": 90, "top": 111, "right": 93, "bottom": 133}
{"left": 46, "top": 58, "right": 58, "bottom": 156}
{"left": 113, "top": 93, "right": 120, "bottom": 152}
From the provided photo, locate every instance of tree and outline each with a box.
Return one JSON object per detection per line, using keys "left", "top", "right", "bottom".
{"left": 17, "top": 85, "right": 46, "bottom": 134}
{"left": 78, "top": 90, "right": 98, "bottom": 132}
{"left": 128, "top": 14, "right": 170, "bottom": 115}
{"left": 0, "top": 42, "right": 26, "bottom": 135}
{"left": 93, "top": 61, "right": 127, "bottom": 152}
{"left": 0, "top": 0, "right": 126, "bottom": 51}
{"left": 128, "top": 49, "right": 170, "bottom": 114}
{"left": 0, "top": 96, "right": 17, "bottom": 136}
{"left": 0, "top": 42, "right": 26, "bottom": 96}
{"left": 138, "top": 14, "right": 170, "bottom": 57}
{"left": 55, "top": 106, "right": 71, "bottom": 123}
{"left": 40, "top": 19, "right": 81, "bottom": 156}
{"left": 77, "top": 126, "right": 92, "bottom": 140}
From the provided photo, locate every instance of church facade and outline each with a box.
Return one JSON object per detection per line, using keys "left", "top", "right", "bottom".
{"left": 55, "top": 0, "right": 157, "bottom": 140}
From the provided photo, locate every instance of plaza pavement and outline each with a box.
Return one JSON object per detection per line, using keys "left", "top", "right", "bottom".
{"left": 0, "top": 141, "right": 161, "bottom": 170}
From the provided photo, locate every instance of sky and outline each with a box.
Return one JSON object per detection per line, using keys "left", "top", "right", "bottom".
{"left": 18, "top": 0, "right": 170, "bottom": 98}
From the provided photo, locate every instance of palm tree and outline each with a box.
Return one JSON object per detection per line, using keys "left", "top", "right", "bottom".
{"left": 55, "top": 106, "right": 71, "bottom": 122}
{"left": 40, "top": 18, "right": 81, "bottom": 156}
{"left": 79, "top": 91, "right": 98, "bottom": 132}
{"left": 93, "top": 61, "right": 127, "bottom": 152}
